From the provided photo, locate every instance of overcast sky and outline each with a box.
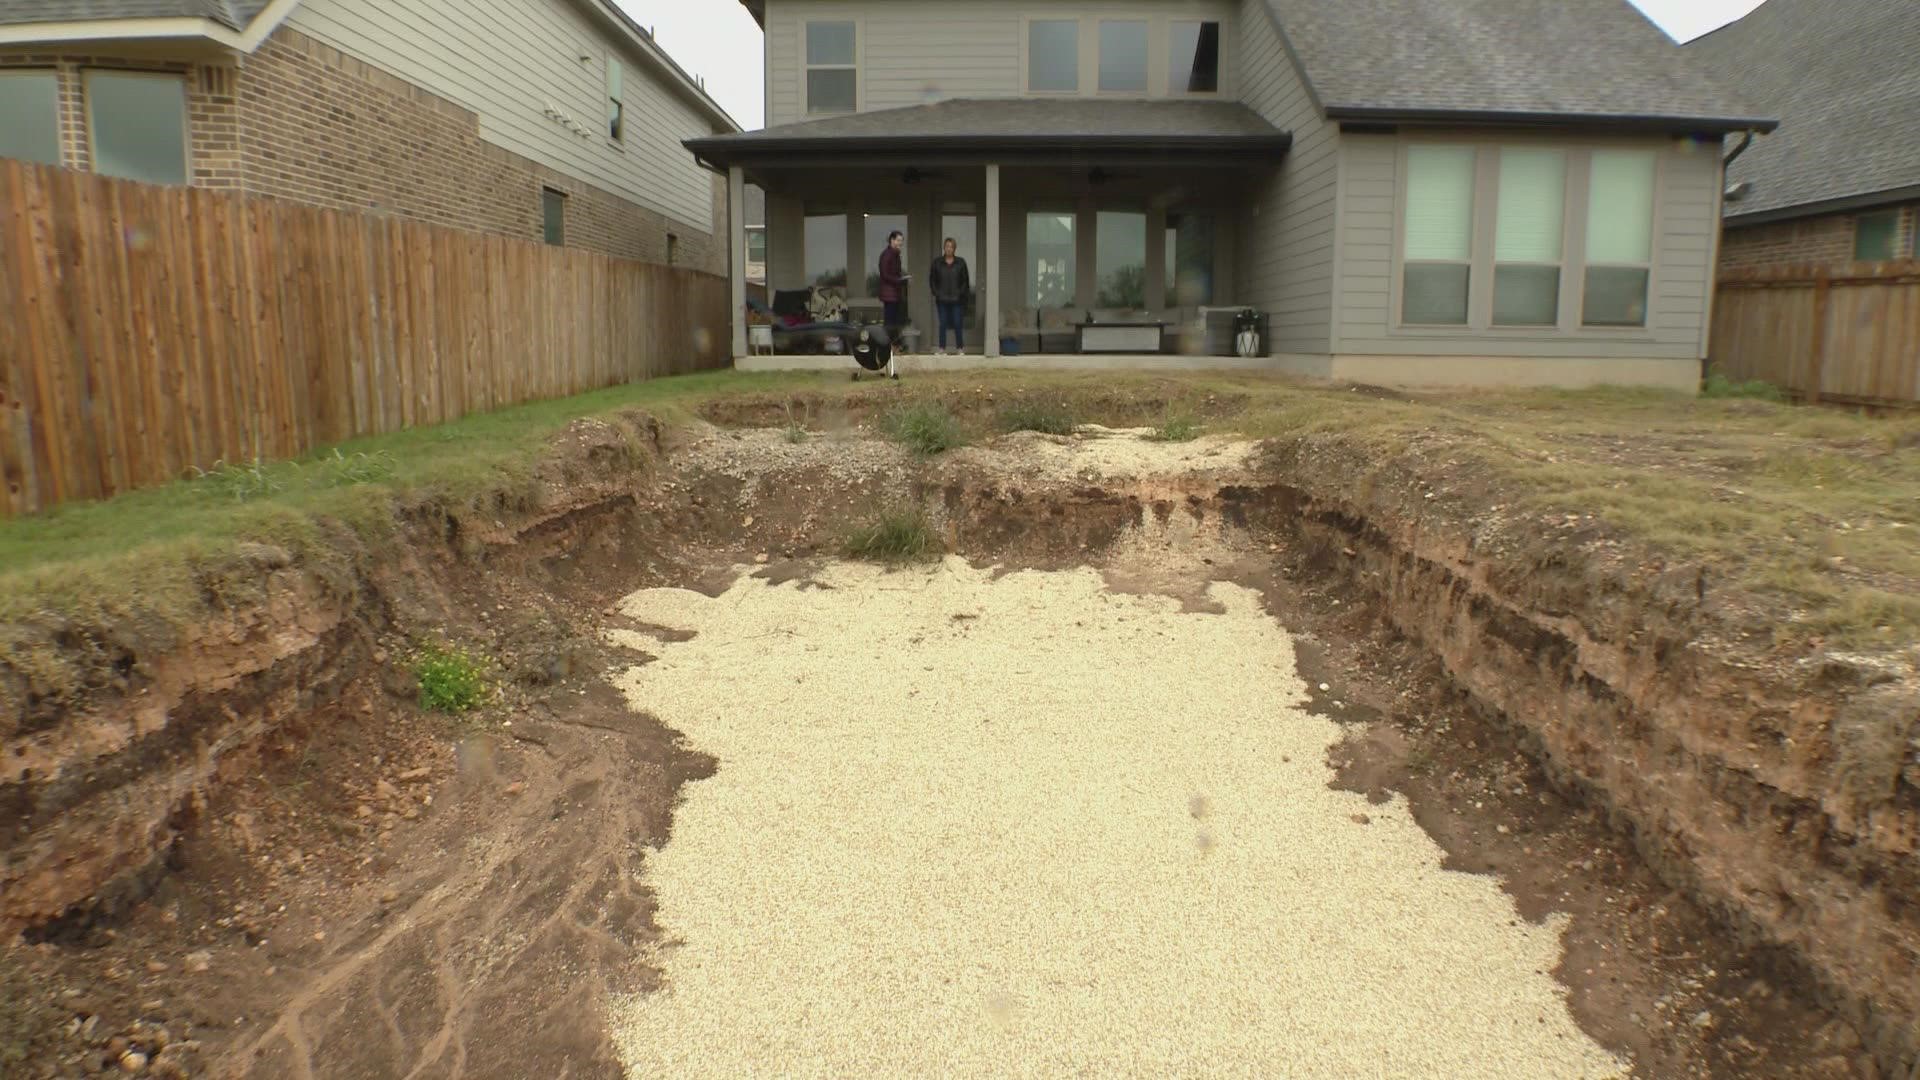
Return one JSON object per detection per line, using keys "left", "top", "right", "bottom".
{"left": 616, "top": 0, "right": 1769, "bottom": 132}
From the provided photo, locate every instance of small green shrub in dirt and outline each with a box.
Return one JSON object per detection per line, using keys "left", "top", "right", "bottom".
{"left": 782, "top": 401, "right": 809, "bottom": 444}
{"left": 412, "top": 643, "right": 489, "bottom": 713}
{"left": 1147, "top": 414, "right": 1202, "bottom": 443}
{"left": 996, "top": 399, "right": 1078, "bottom": 436}
{"left": 192, "top": 457, "right": 289, "bottom": 502}
{"left": 845, "top": 507, "right": 941, "bottom": 562}
{"left": 1701, "top": 370, "right": 1787, "bottom": 402}
{"left": 882, "top": 402, "right": 967, "bottom": 456}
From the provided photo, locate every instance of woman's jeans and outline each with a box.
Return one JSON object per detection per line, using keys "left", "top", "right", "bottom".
{"left": 936, "top": 302, "right": 966, "bottom": 350}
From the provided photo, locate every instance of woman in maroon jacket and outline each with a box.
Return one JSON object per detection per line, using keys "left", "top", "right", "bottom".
{"left": 876, "top": 230, "right": 908, "bottom": 352}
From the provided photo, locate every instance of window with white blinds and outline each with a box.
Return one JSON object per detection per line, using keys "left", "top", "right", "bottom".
{"left": 1584, "top": 150, "right": 1656, "bottom": 326}
{"left": 1402, "top": 145, "right": 1475, "bottom": 324}
{"left": 1493, "top": 149, "right": 1566, "bottom": 326}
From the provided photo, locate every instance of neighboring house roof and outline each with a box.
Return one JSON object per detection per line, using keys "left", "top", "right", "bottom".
{"left": 687, "top": 99, "right": 1290, "bottom": 169}
{"left": 1263, "top": 0, "right": 1772, "bottom": 133}
{"left": 1689, "top": 0, "right": 1920, "bottom": 223}
{"left": 0, "top": 1, "right": 268, "bottom": 29}
{"left": 0, "top": 0, "right": 738, "bottom": 133}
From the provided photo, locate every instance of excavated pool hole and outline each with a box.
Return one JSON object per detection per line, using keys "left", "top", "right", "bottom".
{"left": 2, "top": 424, "right": 1868, "bottom": 1079}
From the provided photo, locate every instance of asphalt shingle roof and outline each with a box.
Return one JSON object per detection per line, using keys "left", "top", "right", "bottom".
{"left": 710, "top": 98, "right": 1284, "bottom": 143}
{"left": 1264, "top": 0, "right": 1768, "bottom": 129}
{"left": 1688, "top": 0, "right": 1920, "bottom": 220}
{"left": 0, "top": 0, "right": 270, "bottom": 30}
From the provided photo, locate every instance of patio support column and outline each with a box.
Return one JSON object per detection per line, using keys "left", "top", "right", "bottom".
{"left": 727, "top": 165, "right": 747, "bottom": 360}
{"left": 984, "top": 163, "right": 1001, "bottom": 358}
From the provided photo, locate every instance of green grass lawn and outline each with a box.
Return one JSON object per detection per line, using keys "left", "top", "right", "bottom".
{"left": 4, "top": 370, "right": 1916, "bottom": 649}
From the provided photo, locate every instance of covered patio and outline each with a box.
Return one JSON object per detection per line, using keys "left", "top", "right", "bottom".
{"left": 686, "top": 99, "right": 1291, "bottom": 362}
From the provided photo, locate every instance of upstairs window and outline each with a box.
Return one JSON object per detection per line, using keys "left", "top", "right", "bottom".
{"left": 1098, "top": 21, "right": 1148, "bottom": 93}
{"left": 1169, "top": 22, "right": 1221, "bottom": 94}
{"left": 1493, "top": 149, "right": 1566, "bottom": 326}
{"left": 607, "top": 58, "right": 624, "bottom": 141}
{"left": 1854, "top": 210, "right": 1899, "bottom": 262}
{"left": 1402, "top": 145, "right": 1476, "bottom": 325}
{"left": 1028, "top": 20, "right": 1079, "bottom": 93}
{"left": 86, "top": 71, "right": 188, "bottom": 185}
{"left": 1583, "top": 150, "right": 1656, "bottom": 327}
{"left": 806, "top": 22, "right": 856, "bottom": 114}
{"left": 0, "top": 70, "right": 61, "bottom": 166}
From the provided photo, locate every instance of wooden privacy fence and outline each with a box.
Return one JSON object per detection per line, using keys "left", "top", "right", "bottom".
{"left": 0, "top": 159, "right": 729, "bottom": 518}
{"left": 1710, "top": 260, "right": 1920, "bottom": 406}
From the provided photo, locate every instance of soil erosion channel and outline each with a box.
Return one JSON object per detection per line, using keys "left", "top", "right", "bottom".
{"left": 608, "top": 556, "right": 1619, "bottom": 1078}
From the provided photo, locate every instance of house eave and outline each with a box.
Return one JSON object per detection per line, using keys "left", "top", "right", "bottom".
{"left": 0, "top": 0, "right": 300, "bottom": 54}
{"left": 1326, "top": 105, "right": 1780, "bottom": 136}
{"left": 683, "top": 132, "right": 1292, "bottom": 172}
{"left": 1725, "top": 184, "right": 1920, "bottom": 227}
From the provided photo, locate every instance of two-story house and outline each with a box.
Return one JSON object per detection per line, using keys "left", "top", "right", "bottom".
{"left": 690, "top": 0, "right": 1774, "bottom": 390}
{"left": 0, "top": 0, "right": 738, "bottom": 274}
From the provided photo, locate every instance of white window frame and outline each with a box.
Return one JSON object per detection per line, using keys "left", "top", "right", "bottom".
{"left": 606, "top": 56, "right": 624, "bottom": 144}
{"left": 1388, "top": 138, "right": 1665, "bottom": 337}
{"left": 1096, "top": 19, "right": 1150, "bottom": 96}
{"left": 1023, "top": 16, "right": 1083, "bottom": 95}
{"left": 1492, "top": 148, "right": 1571, "bottom": 327}
{"left": 1167, "top": 19, "right": 1223, "bottom": 97}
{"left": 803, "top": 19, "right": 859, "bottom": 115}
{"left": 83, "top": 69, "right": 191, "bottom": 186}
{"left": 1580, "top": 148, "right": 1660, "bottom": 328}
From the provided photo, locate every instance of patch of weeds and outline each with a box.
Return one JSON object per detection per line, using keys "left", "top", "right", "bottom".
{"left": 783, "top": 401, "right": 809, "bottom": 444}
{"left": 412, "top": 642, "right": 489, "bottom": 714}
{"left": 883, "top": 402, "right": 966, "bottom": 456}
{"left": 1147, "top": 413, "right": 1202, "bottom": 443}
{"left": 1702, "top": 370, "right": 1788, "bottom": 402}
{"left": 1405, "top": 745, "right": 1436, "bottom": 776}
{"left": 996, "top": 398, "right": 1078, "bottom": 436}
{"left": 192, "top": 457, "right": 289, "bottom": 502}
{"left": 845, "top": 506, "right": 940, "bottom": 562}
{"left": 316, "top": 448, "right": 397, "bottom": 486}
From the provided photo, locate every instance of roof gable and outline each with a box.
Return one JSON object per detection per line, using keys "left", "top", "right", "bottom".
{"left": 1689, "top": 0, "right": 1920, "bottom": 219}
{"left": 1263, "top": 0, "right": 1768, "bottom": 131}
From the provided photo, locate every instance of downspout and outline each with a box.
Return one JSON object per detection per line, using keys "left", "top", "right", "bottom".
{"left": 1723, "top": 129, "right": 1756, "bottom": 167}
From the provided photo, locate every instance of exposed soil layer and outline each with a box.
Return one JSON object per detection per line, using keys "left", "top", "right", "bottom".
{"left": 2, "top": 410, "right": 1914, "bottom": 1078}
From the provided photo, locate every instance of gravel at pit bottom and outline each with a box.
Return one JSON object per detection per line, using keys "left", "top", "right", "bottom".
{"left": 607, "top": 557, "right": 1624, "bottom": 1078}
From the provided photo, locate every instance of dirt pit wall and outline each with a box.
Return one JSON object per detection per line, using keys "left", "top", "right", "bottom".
{"left": 2, "top": 415, "right": 1915, "bottom": 1075}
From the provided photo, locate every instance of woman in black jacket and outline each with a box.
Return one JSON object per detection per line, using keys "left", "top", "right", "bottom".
{"left": 928, "top": 237, "right": 971, "bottom": 354}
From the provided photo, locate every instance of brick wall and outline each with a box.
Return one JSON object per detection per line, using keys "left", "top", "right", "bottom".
{"left": 1, "top": 30, "right": 725, "bottom": 276}
{"left": 234, "top": 29, "right": 721, "bottom": 273}
{"left": 1721, "top": 204, "right": 1919, "bottom": 270}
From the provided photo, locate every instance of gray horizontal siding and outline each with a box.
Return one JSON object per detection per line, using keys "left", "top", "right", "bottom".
{"left": 765, "top": 0, "right": 1238, "bottom": 129}
{"left": 1235, "top": 0, "right": 1334, "bottom": 355}
{"left": 289, "top": 0, "right": 718, "bottom": 230}
{"left": 1334, "top": 132, "right": 1724, "bottom": 359}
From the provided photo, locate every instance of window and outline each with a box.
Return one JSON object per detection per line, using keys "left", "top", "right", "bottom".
{"left": 941, "top": 212, "right": 978, "bottom": 273}
{"left": 607, "top": 58, "right": 624, "bottom": 141}
{"left": 803, "top": 213, "right": 846, "bottom": 287}
{"left": 1169, "top": 22, "right": 1221, "bottom": 94}
{"left": 1402, "top": 145, "right": 1475, "bottom": 325}
{"left": 542, "top": 188, "right": 566, "bottom": 245}
{"left": 805, "top": 22, "right": 856, "bottom": 114}
{"left": 1167, "top": 213, "right": 1215, "bottom": 305}
{"left": 1583, "top": 150, "right": 1656, "bottom": 327}
{"left": 863, "top": 211, "right": 906, "bottom": 296}
{"left": 1027, "top": 211, "right": 1076, "bottom": 306}
{"left": 746, "top": 228, "right": 767, "bottom": 265}
{"left": 1493, "top": 149, "right": 1566, "bottom": 326}
{"left": 1098, "top": 21, "right": 1148, "bottom": 93}
{"left": 0, "top": 70, "right": 61, "bottom": 166}
{"left": 85, "top": 71, "right": 188, "bottom": 185}
{"left": 1095, "top": 211, "right": 1146, "bottom": 307}
{"left": 666, "top": 233, "right": 678, "bottom": 267}
{"left": 1854, "top": 210, "right": 1899, "bottom": 262}
{"left": 1028, "top": 20, "right": 1079, "bottom": 93}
